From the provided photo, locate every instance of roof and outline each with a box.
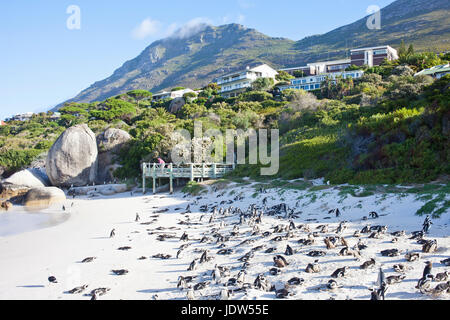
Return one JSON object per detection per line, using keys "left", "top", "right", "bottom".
{"left": 414, "top": 64, "right": 450, "bottom": 77}
{"left": 307, "top": 59, "right": 351, "bottom": 66}
{"left": 216, "top": 63, "right": 275, "bottom": 79}
{"left": 351, "top": 45, "right": 396, "bottom": 52}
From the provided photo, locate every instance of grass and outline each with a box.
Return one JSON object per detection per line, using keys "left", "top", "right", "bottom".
{"left": 182, "top": 181, "right": 206, "bottom": 196}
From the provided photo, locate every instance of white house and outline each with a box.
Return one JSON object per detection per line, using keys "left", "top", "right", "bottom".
{"left": 215, "top": 64, "right": 278, "bottom": 98}
{"left": 152, "top": 88, "right": 197, "bottom": 101}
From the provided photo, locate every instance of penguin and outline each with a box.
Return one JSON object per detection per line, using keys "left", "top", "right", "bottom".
{"left": 422, "top": 239, "right": 438, "bottom": 253}
{"left": 285, "top": 245, "right": 294, "bottom": 256}
{"left": 431, "top": 281, "right": 450, "bottom": 296}
{"left": 369, "top": 211, "right": 379, "bottom": 219}
{"left": 273, "top": 255, "right": 289, "bottom": 268}
{"left": 112, "top": 269, "right": 129, "bottom": 275}
{"left": 331, "top": 266, "right": 348, "bottom": 278}
{"left": 393, "top": 264, "right": 407, "bottom": 273}
{"left": 180, "top": 232, "right": 189, "bottom": 241}
{"left": 416, "top": 274, "right": 433, "bottom": 294}
{"left": 81, "top": 257, "right": 96, "bottom": 263}
{"left": 405, "top": 252, "right": 420, "bottom": 262}
{"left": 187, "top": 288, "right": 195, "bottom": 300}
{"left": 48, "top": 276, "right": 58, "bottom": 284}
{"left": 236, "top": 270, "right": 246, "bottom": 284}
{"left": 269, "top": 268, "right": 281, "bottom": 276}
{"left": 440, "top": 258, "right": 450, "bottom": 266}
{"left": 326, "top": 279, "right": 340, "bottom": 290}
{"left": 254, "top": 274, "right": 270, "bottom": 292}
{"left": 220, "top": 289, "right": 230, "bottom": 300}
{"left": 386, "top": 275, "right": 406, "bottom": 285}
{"left": 67, "top": 284, "right": 89, "bottom": 294}
{"left": 287, "top": 277, "right": 304, "bottom": 286}
{"left": 62, "top": 205, "right": 66, "bottom": 211}
{"left": 199, "top": 250, "right": 209, "bottom": 264}
{"left": 305, "top": 260, "right": 321, "bottom": 273}
{"left": 324, "top": 237, "right": 336, "bottom": 250}
{"left": 109, "top": 229, "right": 116, "bottom": 238}
{"left": 422, "top": 261, "right": 433, "bottom": 279}
{"left": 434, "top": 271, "right": 448, "bottom": 282}
{"left": 135, "top": 213, "right": 140, "bottom": 222}
{"left": 187, "top": 259, "right": 198, "bottom": 271}
{"left": 360, "top": 258, "right": 376, "bottom": 270}
{"left": 177, "top": 276, "right": 188, "bottom": 290}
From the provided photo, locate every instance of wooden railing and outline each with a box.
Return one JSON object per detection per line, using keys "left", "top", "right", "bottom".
{"left": 142, "top": 163, "right": 235, "bottom": 194}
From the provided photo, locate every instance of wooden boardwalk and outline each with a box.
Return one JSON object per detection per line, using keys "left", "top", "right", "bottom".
{"left": 142, "top": 163, "right": 235, "bottom": 194}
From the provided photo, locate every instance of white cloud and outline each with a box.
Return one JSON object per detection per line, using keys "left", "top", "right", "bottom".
{"left": 168, "top": 17, "right": 213, "bottom": 39}
{"left": 237, "top": 14, "right": 246, "bottom": 23}
{"left": 132, "top": 18, "right": 161, "bottom": 39}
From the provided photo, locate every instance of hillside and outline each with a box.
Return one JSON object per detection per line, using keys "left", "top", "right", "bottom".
{"left": 56, "top": 0, "right": 450, "bottom": 108}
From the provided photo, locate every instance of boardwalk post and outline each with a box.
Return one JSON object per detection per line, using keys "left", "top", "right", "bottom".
{"left": 152, "top": 163, "right": 156, "bottom": 194}
{"left": 142, "top": 163, "right": 146, "bottom": 194}
{"left": 213, "top": 163, "right": 217, "bottom": 179}
{"left": 190, "top": 163, "right": 194, "bottom": 182}
{"left": 202, "top": 163, "right": 205, "bottom": 182}
{"left": 169, "top": 163, "right": 173, "bottom": 194}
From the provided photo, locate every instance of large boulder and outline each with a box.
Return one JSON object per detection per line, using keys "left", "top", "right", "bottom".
{"left": 168, "top": 97, "right": 185, "bottom": 114}
{"left": 24, "top": 187, "right": 66, "bottom": 208}
{"left": 3, "top": 168, "right": 50, "bottom": 188}
{"left": 46, "top": 124, "right": 98, "bottom": 187}
{"left": 96, "top": 128, "right": 131, "bottom": 184}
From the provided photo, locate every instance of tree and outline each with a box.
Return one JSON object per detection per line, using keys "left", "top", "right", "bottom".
{"left": 127, "top": 90, "right": 152, "bottom": 107}
{"left": 251, "top": 77, "right": 275, "bottom": 91}
{"left": 276, "top": 71, "right": 294, "bottom": 82}
{"left": 293, "top": 70, "right": 306, "bottom": 78}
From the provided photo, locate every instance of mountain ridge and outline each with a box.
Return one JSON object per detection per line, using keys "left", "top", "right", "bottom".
{"left": 54, "top": 0, "right": 450, "bottom": 109}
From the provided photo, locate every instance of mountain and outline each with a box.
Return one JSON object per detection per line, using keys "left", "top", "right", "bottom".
{"left": 56, "top": 0, "right": 449, "bottom": 108}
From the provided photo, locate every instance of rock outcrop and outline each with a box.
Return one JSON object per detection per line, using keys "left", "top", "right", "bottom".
{"left": 0, "top": 183, "right": 30, "bottom": 203}
{"left": 96, "top": 128, "right": 131, "bottom": 184}
{"left": 24, "top": 187, "right": 66, "bottom": 208}
{"left": 3, "top": 168, "right": 50, "bottom": 188}
{"left": 46, "top": 124, "right": 98, "bottom": 187}
{"left": 168, "top": 97, "right": 186, "bottom": 114}
{"left": 0, "top": 201, "right": 12, "bottom": 211}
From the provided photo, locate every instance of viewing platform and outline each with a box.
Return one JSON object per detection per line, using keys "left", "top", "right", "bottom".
{"left": 141, "top": 163, "right": 235, "bottom": 194}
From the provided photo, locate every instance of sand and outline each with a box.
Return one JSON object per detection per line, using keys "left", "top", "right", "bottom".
{"left": 0, "top": 180, "right": 449, "bottom": 300}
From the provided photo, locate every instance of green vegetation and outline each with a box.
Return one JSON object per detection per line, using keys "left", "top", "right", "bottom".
{"left": 182, "top": 181, "right": 206, "bottom": 195}
{"left": 1, "top": 46, "right": 449, "bottom": 191}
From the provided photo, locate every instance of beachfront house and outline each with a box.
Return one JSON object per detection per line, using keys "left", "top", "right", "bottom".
{"left": 6, "top": 112, "right": 34, "bottom": 122}
{"left": 215, "top": 64, "right": 278, "bottom": 98}
{"left": 414, "top": 64, "right": 450, "bottom": 79}
{"left": 278, "top": 70, "right": 365, "bottom": 92}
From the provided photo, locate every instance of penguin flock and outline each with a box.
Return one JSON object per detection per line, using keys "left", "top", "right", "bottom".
{"left": 45, "top": 186, "right": 449, "bottom": 300}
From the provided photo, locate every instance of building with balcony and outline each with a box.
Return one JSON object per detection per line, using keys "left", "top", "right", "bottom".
{"left": 215, "top": 64, "right": 278, "bottom": 98}
{"left": 280, "top": 45, "right": 398, "bottom": 76}
{"left": 278, "top": 70, "right": 365, "bottom": 92}
{"left": 350, "top": 45, "right": 398, "bottom": 67}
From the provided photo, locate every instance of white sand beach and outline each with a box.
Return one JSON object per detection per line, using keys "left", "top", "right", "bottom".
{"left": 0, "top": 180, "right": 449, "bottom": 300}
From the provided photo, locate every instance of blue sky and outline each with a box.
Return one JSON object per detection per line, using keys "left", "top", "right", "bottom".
{"left": 0, "top": 0, "right": 395, "bottom": 120}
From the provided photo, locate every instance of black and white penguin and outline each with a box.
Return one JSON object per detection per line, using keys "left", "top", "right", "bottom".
{"left": 434, "top": 271, "right": 449, "bottom": 282}
{"left": 273, "top": 255, "right": 289, "bottom": 268}
{"left": 386, "top": 275, "right": 406, "bottom": 285}
{"left": 135, "top": 213, "right": 140, "bottom": 222}
{"left": 109, "top": 229, "right": 116, "bottom": 238}
{"left": 369, "top": 211, "right": 379, "bottom": 219}
{"left": 285, "top": 245, "right": 294, "bottom": 256}
{"left": 405, "top": 251, "right": 420, "bottom": 262}
{"left": 180, "top": 232, "right": 189, "bottom": 241}
{"left": 422, "top": 261, "right": 433, "bottom": 279}
{"left": 67, "top": 284, "right": 89, "bottom": 294}
{"left": 111, "top": 269, "right": 129, "bottom": 275}
{"left": 416, "top": 274, "right": 433, "bottom": 294}
{"left": 393, "top": 264, "right": 407, "bottom": 273}
{"left": 331, "top": 266, "right": 348, "bottom": 278}
{"left": 360, "top": 258, "right": 376, "bottom": 270}
{"left": 81, "top": 257, "right": 96, "bottom": 263}
{"left": 440, "top": 258, "right": 450, "bottom": 266}
{"left": 48, "top": 276, "right": 58, "bottom": 284}
{"left": 305, "top": 260, "right": 321, "bottom": 273}
{"left": 187, "top": 259, "right": 198, "bottom": 271}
